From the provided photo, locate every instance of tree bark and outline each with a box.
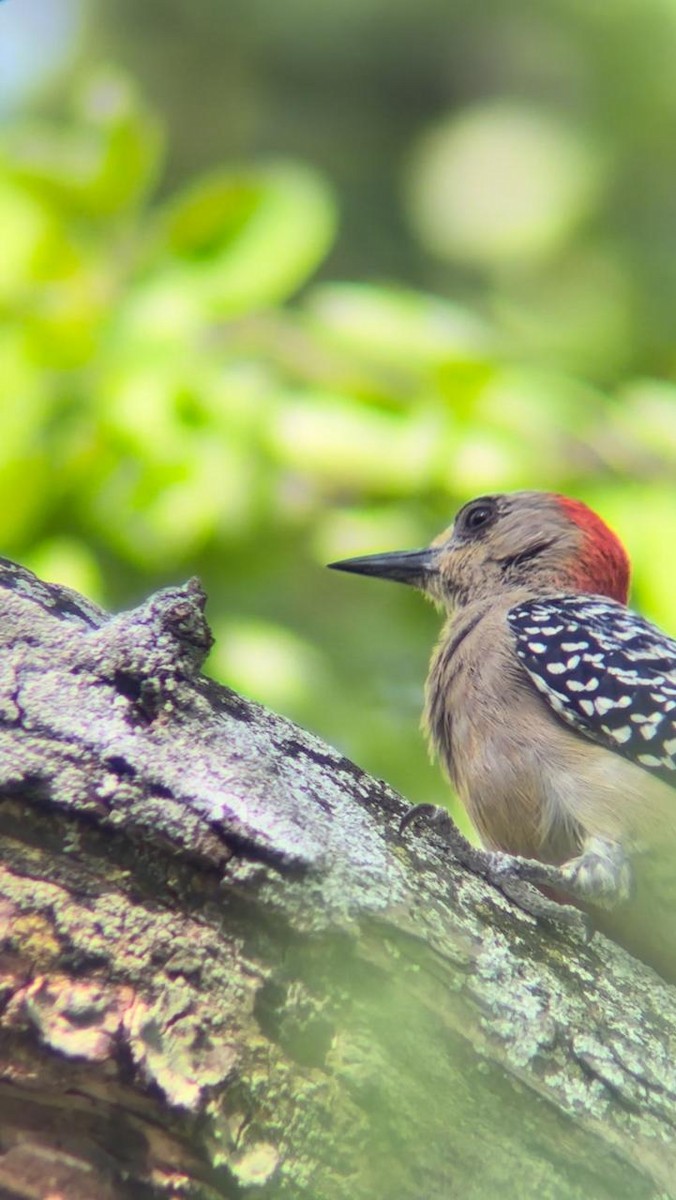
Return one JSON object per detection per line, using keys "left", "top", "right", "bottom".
{"left": 0, "top": 560, "right": 675, "bottom": 1200}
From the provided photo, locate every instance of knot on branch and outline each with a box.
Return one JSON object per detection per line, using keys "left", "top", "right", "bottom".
{"left": 82, "top": 576, "right": 214, "bottom": 685}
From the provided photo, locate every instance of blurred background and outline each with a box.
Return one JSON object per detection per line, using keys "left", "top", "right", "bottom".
{"left": 2, "top": 0, "right": 676, "bottom": 816}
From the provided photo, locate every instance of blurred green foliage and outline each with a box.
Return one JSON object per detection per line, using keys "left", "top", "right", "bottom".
{"left": 3, "top": 64, "right": 676, "bottom": 824}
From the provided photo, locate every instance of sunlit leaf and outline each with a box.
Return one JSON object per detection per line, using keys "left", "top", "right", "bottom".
{"left": 1, "top": 68, "right": 164, "bottom": 216}
{"left": 305, "top": 283, "right": 493, "bottom": 372}
{"left": 406, "top": 102, "right": 606, "bottom": 267}
{"left": 153, "top": 163, "right": 337, "bottom": 315}
{"left": 270, "top": 391, "right": 447, "bottom": 494}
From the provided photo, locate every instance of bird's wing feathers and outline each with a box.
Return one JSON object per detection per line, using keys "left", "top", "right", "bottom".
{"left": 507, "top": 595, "right": 676, "bottom": 786}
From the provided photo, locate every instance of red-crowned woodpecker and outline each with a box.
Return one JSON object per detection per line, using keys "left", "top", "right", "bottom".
{"left": 329, "top": 491, "right": 676, "bottom": 980}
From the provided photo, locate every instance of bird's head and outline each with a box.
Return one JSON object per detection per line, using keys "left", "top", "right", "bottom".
{"left": 328, "top": 492, "right": 630, "bottom": 612}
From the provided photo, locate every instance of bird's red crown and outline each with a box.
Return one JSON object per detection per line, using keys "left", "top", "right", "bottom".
{"left": 555, "top": 495, "right": 630, "bottom": 604}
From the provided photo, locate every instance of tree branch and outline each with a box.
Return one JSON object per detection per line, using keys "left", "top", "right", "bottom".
{"left": 0, "top": 561, "right": 674, "bottom": 1199}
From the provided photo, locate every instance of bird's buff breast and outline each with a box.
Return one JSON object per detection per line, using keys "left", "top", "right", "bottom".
{"left": 423, "top": 608, "right": 585, "bottom": 861}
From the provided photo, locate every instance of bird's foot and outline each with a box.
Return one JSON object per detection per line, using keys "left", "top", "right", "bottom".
{"left": 494, "top": 835, "right": 632, "bottom": 911}
{"left": 399, "top": 803, "right": 590, "bottom": 934}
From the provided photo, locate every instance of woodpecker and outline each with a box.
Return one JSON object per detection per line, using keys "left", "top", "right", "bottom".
{"left": 329, "top": 491, "right": 676, "bottom": 980}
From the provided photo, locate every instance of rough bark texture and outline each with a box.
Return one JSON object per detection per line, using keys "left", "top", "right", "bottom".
{"left": 0, "top": 560, "right": 675, "bottom": 1200}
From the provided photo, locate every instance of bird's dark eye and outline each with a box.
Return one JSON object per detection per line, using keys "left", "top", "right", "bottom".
{"left": 461, "top": 500, "right": 497, "bottom": 535}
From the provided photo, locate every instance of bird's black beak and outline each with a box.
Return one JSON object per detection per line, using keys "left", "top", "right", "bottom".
{"left": 327, "top": 546, "right": 438, "bottom": 587}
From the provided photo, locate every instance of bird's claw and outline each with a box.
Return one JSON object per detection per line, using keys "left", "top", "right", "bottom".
{"left": 399, "top": 803, "right": 491, "bottom": 874}
{"left": 399, "top": 802, "right": 592, "bottom": 938}
{"left": 398, "top": 802, "right": 448, "bottom": 837}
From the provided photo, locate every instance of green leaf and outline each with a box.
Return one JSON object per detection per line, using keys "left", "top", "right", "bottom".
{"left": 1, "top": 68, "right": 164, "bottom": 217}
{"left": 306, "top": 283, "right": 493, "bottom": 372}
{"left": 153, "top": 163, "right": 337, "bottom": 315}
{"left": 270, "top": 390, "right": 447, "bottom": 494}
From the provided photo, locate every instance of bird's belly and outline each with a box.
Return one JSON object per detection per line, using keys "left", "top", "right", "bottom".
{"left": 452, "top": 725, "right": 580, "bottom": 862}
{"left": 448, "top": 698, "right": 656, "bottom": 862}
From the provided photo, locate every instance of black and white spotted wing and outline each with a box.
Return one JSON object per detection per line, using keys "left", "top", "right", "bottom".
{"left": 507, "top": 596, "right": 676, "bottom": 786}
